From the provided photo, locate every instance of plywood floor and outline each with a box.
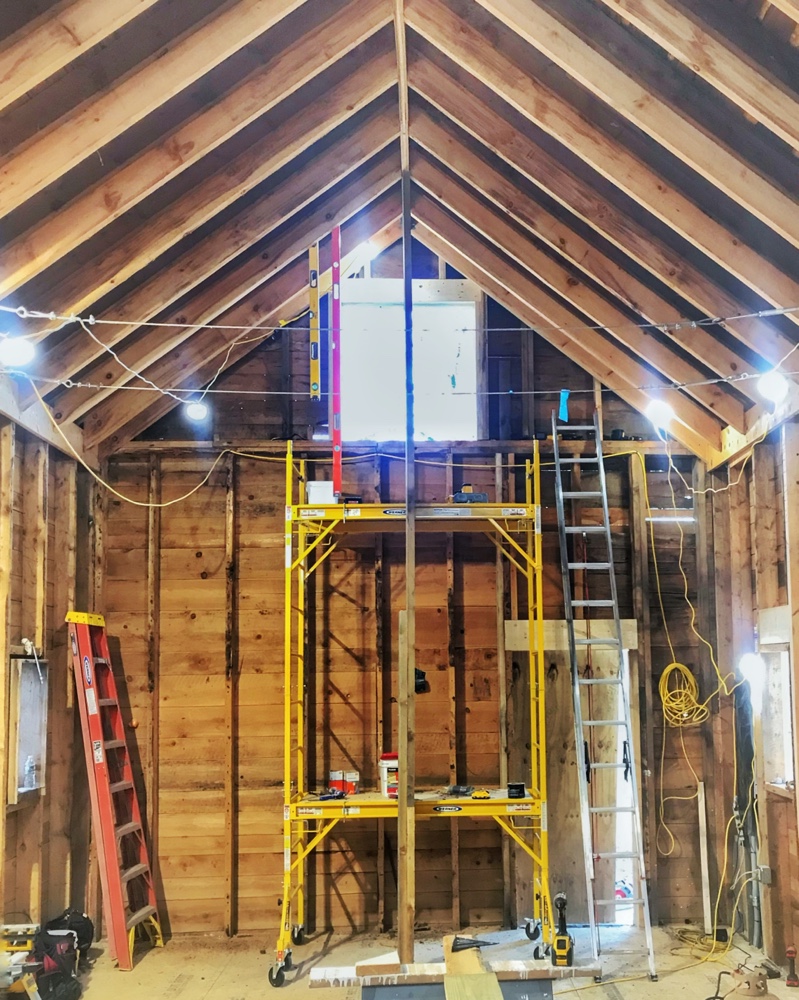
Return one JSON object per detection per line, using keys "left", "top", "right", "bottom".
{"left": 80, "top": 925, "right": 793, "bottom": 1000}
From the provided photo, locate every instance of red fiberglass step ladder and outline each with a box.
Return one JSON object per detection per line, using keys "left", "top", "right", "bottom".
{"left": 66, "top": 612, "right": 163, "bottom": 970}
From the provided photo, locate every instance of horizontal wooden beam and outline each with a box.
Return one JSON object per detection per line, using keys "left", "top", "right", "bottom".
{"left": 412, "top": 199, "right": 722, "bottom": 462}
{"left": 408, "top": 57, "right": 796, "bottom": 369}
{"left": 411, "top": 176, "right": 727, "bottom": 445}
{"left": 112, "top": 437, "right": 692, "bottom": 457}
{"left": 404, "top": 0, "right": 799, "bottom": 338}
{"left": 0, "top": 0, "right": 393, "bottom": 301}
{"left": 0, "top": 0, "right": 159, "bottom": 114}
{"left": 0, "top": 0, "right": 309, "bottom": 216}
{"left": 38, "top": 111, "right": 398, "bottom": 417}
{"left": 96, "top": 205, "right": 403, "bottom": 453}
{"left": 591, "top": 0, "right": 799, "bottom": 153}
{"left": 764, "top": 0, "right": 799, "bottom": 19}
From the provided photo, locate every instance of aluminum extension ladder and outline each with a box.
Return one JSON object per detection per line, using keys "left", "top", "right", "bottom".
{"left": 66, "top": 611, "right": 164, "bottom": 971}
{"left": 551, "top": 413, "right": 657, "bottom": 980}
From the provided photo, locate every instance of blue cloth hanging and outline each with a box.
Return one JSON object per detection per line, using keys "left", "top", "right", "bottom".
{"left": 558, "top": 389, "right": 570, "bottom": 423}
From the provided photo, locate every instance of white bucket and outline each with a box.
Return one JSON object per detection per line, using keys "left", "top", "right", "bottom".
{"left": 379, "top": 757, "right": 399, "bottom": 798}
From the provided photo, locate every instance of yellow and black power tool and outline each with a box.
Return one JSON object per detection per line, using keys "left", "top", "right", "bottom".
{"left": 552, "top": 892, "right": 574, "bottom": 967}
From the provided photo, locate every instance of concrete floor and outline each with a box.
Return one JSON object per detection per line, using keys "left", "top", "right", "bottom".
{"left": 80, "top": 925, "right": 793, "bottom": 1000}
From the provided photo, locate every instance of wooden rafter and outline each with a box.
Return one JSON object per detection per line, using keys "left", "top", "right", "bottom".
{"left": 764, "top": 0, "right": 799, "bottom": 19}
{"left": 0, "top": 376, "right": 89, "bottom": 462}
{"left": 0, "top": 0, "right": 312, "bottom": 216}
{"left": 590, "top": 0, "right": 799, "bottom": 153}
{"left": 411, "top": 150, "right": 746, "bottom": 431}
{"left": 412, "top": 192, "right": 723, "bottom": 460}
{"left": 0, "top": 0, "right": 160, "bottom": 115}
{"left": 75, "top": 162, "right": 401, "bottom": 446}
{"left": 0, "top": 0, "right": 393, "bottom": 302}
{"left": 473, "top": 0, "right": 799, "bottom": 251}
{"left": 408, "top": 108, "right": 763, "bottom": 411}
{"left": 92, "top": 206, "right": 403, "bottom": 454}
{"left": 404, "top": 0, "right": 799, "bottom": 337}
{"left": 36, "top": 111, "right": 398, "bottom": 413}
{"left": 408, "top": 56, "right": 798, "bottom": 369}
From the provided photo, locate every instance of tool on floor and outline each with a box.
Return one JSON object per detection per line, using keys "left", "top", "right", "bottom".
{"left": 551, "top": 892, "right": 574, "bottom": 967}
{"left": 788, "top": 947, "right": 799, "bottom": 987}
{"left": 731, "top": 966, "right": 770, "bottom": 997}
{"left": 553, "top": 410, "right": 657, "bottom": 981}
{"left": 1, "top": 925, "right": 41, "bottom": 998}
{"left": 450, "top": 936, "right": 498, "bottom": 953}
{"left": 66, "top": 612, "right": 163, "bottom": 971}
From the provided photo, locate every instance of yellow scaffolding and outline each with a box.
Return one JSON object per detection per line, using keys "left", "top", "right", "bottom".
{"left": 271, "top": 443, "right": 551, "bottom": 983}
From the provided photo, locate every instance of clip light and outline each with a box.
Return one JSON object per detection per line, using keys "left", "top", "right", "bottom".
{"left": 645, "top": 398, "right": 675, "bottom": 429}
{"left": 757, "top": 369, "right": 789, "bottom": 405}
{"left": 0, "top": 335, "right": 35, "bottom": 367}
{"left": 185, "top": 399, "right": 209, "bottom": 422}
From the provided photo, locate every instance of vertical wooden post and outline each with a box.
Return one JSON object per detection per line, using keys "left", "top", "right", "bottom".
{"left": 17, "top": 437, "right": 48, "bottom": 923}
{"left": 146, "top": 454, "right": 161, "bottom": 909}
{"left": 374, "top": 455, "right": 386, "bottom": 931}
{"left": 710, "top": 462, "right": 752, "bottom": 924}
{"left": 42, "top": 456, "right": 78, "bottom": 917}
{"left": 781, "top": 421, "right": 799, "bottom": 855}
{"left": 495, "top": 453, "right": 512, "bottom": 926}
{"left": 628, "top": 454, "right": 658, "bottom": 914}
{"left": 397, "top": 164, "right": 416, "bottom": 964}
{"left": 0, "top": 421, "right": 15, "bottom": 913}
{"left": 694, "top": 459, "right": 726, "bottom": 926}
{"left": 747, "top": 442, "right": 783, "bottom": 957}
{"left": 445, "top": 450, "right": 460, "bottom": 928}
{"left": 224, "top": 453, "right": 238, "bottom": 935}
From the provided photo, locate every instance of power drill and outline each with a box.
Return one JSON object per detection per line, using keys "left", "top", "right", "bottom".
{"left": 551, "top": 892, "right": 574, "bottom": 967}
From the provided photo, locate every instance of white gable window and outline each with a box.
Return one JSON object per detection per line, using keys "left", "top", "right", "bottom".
{"left": 339, "top": 279, "right": 480, "bottom": 442}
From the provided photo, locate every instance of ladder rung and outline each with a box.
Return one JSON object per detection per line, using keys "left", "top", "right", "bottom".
{"left": 98, "top": 698, "right": 116, "bottom": 707}
{"left": 94, "top": 658, "right": 109, "bottom": 665}
{"left": 110, "top": 780, "right": 134, "bottom": 794}
{"left": 590, "top": 806, "right": 635, "bottom": 814}
{"left": 571, "top": 599, "right": 615, "bottom": 607}
{"left": 121, "top": 863, "right": 150, "bottom": 884}
{"left": 562, "top": 491, "right": 602, "bottom": 499}
{"left": 579, "top": 677, "right": 622, "bottom": 686}
{"left": 558, "top": 457, "right": 598, "bottom": 464}
{"left": 589, "top": 762, "right": 627, "bottom": 770}
{"left": 568, "top": 562, "right": 611, "bottom": 570}
{"left": 583, "top": 719, "right": 626, "bottom": 726}
{"left": 557, "top": 425, "right": 596, "bottom": 431}
{"left": 564, "top": 525, "right": 606, "bottom": 534}
{"left": 593, "top": 852, "right": 639, "bottom": 859}
{"left": 115, "top": 821, "right": 142, "bottom": 839}
{"left": 125, "top": 904, "right": 157, "bottom": 931}
{"left": 574, "top": 638, "right": 620, "bottom": 646}
{"left": 595, "top": 898, "right": 645, "bottom": 905}
{"left": 104, "top": 739, "right": 126, "bottom": 749}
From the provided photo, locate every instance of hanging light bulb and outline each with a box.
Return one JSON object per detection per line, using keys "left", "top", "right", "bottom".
{"left": 645, "top": 398, "right": 675, "bottom": 429}
{"left": 185, "top": 399, "right": 209, "bottom": 422}
{"left": 757, "top": 368, "right": 789, "bottom": 405}
{"left": 0, "top": 336, "right": 35, "bottom": 367}
{"left": 738, "top": 652, "right": 765, "bottom": 712}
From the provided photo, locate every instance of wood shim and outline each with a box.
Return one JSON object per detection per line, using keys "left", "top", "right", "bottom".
{"left": 504, "top": 619, "right": 638, "bottom": 651}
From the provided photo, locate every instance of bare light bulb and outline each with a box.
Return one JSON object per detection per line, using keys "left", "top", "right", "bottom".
{"left": 185, "top": 399, "right": 209, "bottom": 422}
{"left": 757, "top": 369, "right": 789, "bottom": 405}
{"left": 645, "top": 398, "right": 675, "bottom": 429}
{"left": 0, "top": 336, "right": 35, "bottom": 367}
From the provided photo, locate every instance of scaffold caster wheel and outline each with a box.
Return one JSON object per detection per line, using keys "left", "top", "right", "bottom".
{"left": 268, "top": 965, "right": 285, "bottom": 988}
{"left": 525, "top": 921, "right": 541, "bottom": 941}
{"left": 291, "top": 926, "right": 305, "bottom": 947}
{"left": 283, "top": 951, "right": 293, "bottom": 971}
{"left": 533, "top": 945, "right": 544, "bottom": 961}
